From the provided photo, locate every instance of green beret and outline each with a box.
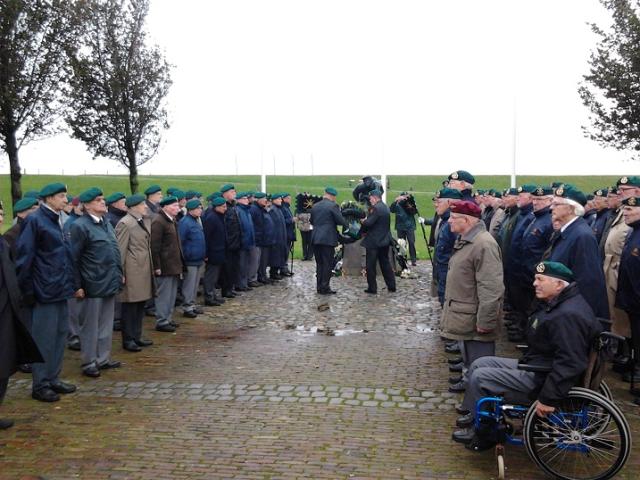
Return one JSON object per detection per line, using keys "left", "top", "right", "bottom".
{"left": 618, "top": 175, "right": 640, "bottom": 187}
{"left": 247, "top": 191, "right": 255, "bottom": 196}
{"left": 593, "top": 188, "right": 608, "bottom": 197}
{"left": 166, "top": 187, "right": 179, "bottom": 196}
{"left": 517, "top": 184, "right": 537, "bottom": 194}
{"left": 554, "top": 185, "right": 587, "bottom": 206}
{"left": 159, "top": 196, "right": 178, "bottom": 207}
{"left": 186, "top": 199, "right": 202, "bottom": 210}
{"left": 39, "top": 182, "right": 67, "bottom": 198}
{"left": 66, "top": 194, "right": 74, "bottom": 203}
{"left": 436, "top": 188, "right": 463, "bottom": 200}
{"left": 78, "top": 187, "right": 103, "bottom": 203}
{"left": 254, "top": 192, "right": 266, "bottom": 199}
{"left": 14, "top": 197, "right": 38, "bottom": 213}
{"left": 488, "top": 189, "right": 502, "bottom": 198}
{"left": 185, "top": 190, "right": 201, "bottom": 200}
{"left": 282, "top": 192, "right": 291, "bottom": 198}
{"left": 173, "top": 190, "right": 186, "bottom": 200}
{"left": 105, "top": 192, "right": 126, "bottom": 205}
{"left": 448, "top": 170, "right": 475, "bottom": 184}
{"left": 368, "top": 189, "right": 382, "bottom": 197}
{"left": 236, "top": 191, "right": 249, "bottom": 199}
{"left": 125, "top": 194, "right": 146, "bottom": 208}
{"left": 535, "top": 261, "right": 574, "bottom": 283}
{"left": 144, "top": 184, "right": 162, "bottom": 196}
{"left": 212, "top": 197, "right": 226, "bottom": 207}
{"left": 532, "top": 186, "right": 553, "bottom": 196}
{"left": 504, "top": 187, "right": 519, "bottom": 196}
{"left": 24, "top": 190, "right": 39, "bottom": 199}
{"left": 325, "top": 186, "right": 338, "bottom": 196}
{"left": 220, "top": 183, "right": 235, "bottom": 193}
{"left": 622, "top": 196, "right": 640, "bottom": 207}
{"left": 586, "top": 194, "right": 595, "bottom": 201}
{"left": 607, "top": 186, "right": 618, "bottom": 195}
{"left": 476, "top": 189, "right": 485, "bottom": 196}
{"left": 271, "top": 193, "right": 283, "bottom": 200}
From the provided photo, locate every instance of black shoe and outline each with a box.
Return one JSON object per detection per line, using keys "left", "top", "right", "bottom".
{"left": 449, "top": 375, "right": 463, "bottom": 384}
{"left": 222, "top": 292, "right": 236, "bottom": 298}
{"left": 17, "top": 364, "right": 32, "bottom": 374}
{"left": 144, "top": 309, "right": 156, "bottom": 317}
{"left": 364, "top": 289, "right": 377, "bottom": 294}
{"left": 449, "top": 362, "right": 464, "bottom": 373}
{"left": 0, "top": 418, "right": 14, "bottom": 430}
{"left": 270, "top": 275, "right": 283, "bottom": 281}
{"left": 622, "top": 369, "right": 640, "bottom": 383}
{"left": 183, "top": 310, "right": 198, "bottom": 318}
{"left": 82, "top": 365, "right": 101, "bottom": 378}
{"left": 452, "top": 428, "right": 475, "bottom": 444}
{"left": 455, "top": 404, "right": 470, "bottom": 415}
{"left": 98, "top": 360, "right": 121, "bottom": 370}
{"left": 248, "top": 281, "right": 262, "bottom": 288}
{"left": 123, "top": 340, "right": 142, "bottom": 352}
{"left": 32, "top": 388, "right": 60, "bottom": 403}
{"left": 193, "top": 306, "right": 204, "bottom": 314}
{"left": 449, "top": 381, "right": 466, "bottom": 393}
{"left": 445, "top": 344, "right": 461, "bottom": 354}
{"left": 387, "top": 288, "right": 396, "bottom": 292}
{"left": 448, "top": 357, "right": 463, "bottom": 365}
{"left": 318, "top": 289, "right": 337, "bottom": 295}
{"left": 50, "top": 381, "right": 77, "bottom": 394}
{"left": 205, "top": 300, "right": 222, "bottom": 306}
{"left": 456, "top": 413, "right": 474, "bottom": 428}
{"left": 411, "top": 261, "right": 417, "bottom": 266}
{"left": 155, "top": 323, "right": 176, "bottom": 333}
{"left": 235, "top": 287, "right": 249, "bottom": 292}
{"left": 113, "top": 319, "right": 122, "bottom": 331}
{"left": 170, "top": 320, "right": 180, "bottom": 328}
{"left": 135, "top": 338, "right": 153, "bottom": 347}
{"left": 283, "top": 272, "right": 294, "bottom": 277}
{"left": 633, "top": 397, "right": 640, "bottom": 406}
{"left": 67, "top": 337, "right": 81, "bottom": 351}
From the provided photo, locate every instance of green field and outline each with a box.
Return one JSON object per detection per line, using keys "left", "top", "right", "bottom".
{"left": 0, "top": 174, "right": 623, "bottom": 259}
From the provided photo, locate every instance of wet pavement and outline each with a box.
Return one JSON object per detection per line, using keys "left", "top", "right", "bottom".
{"left": 1, "top": 261, "right": 639, "bottom": 479}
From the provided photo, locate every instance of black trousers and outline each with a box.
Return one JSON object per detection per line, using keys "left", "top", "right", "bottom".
{"left": 509, "top": 281, "right": 535, "bottom": 332}
{"left": 630, "top": 312, "right": 640, "bottom": 370}
{"left": 313, "top": 245, "right": 335, "bottom": 292}
{"left": 397, "top": 229, "right": 417, "bottom": 263}
{"left": 223, "top": 249, "right": 240, "bottom": 293}
{"left": 300, "top": 231, "right": 313, "bottom": 260}
{"left": 0, "top": 377, "right": 8, "bottom": 405}
{"left": 258, "top": 246, "right": 270, "bottom": 282}
{"left": 365, "top": 246, "right": 396, "bottom": 292}
{"left": 121, "top": 301, "right": 145, "bottom": 344}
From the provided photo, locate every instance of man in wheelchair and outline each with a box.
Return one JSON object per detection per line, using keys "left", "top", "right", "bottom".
{"left": 452, "top": 261, "right": 603, "bottom": 450}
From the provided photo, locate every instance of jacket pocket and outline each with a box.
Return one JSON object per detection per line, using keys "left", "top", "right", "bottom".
{"left": 445, "top": 300, "right": 478, "bottom": 335}
{"left": 449, "top": 300, "right": 478, "bottom": 314}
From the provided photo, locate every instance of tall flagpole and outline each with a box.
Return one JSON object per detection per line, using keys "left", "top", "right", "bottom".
{"left": 511, "top": 96, "right": 517, "bottom": 188}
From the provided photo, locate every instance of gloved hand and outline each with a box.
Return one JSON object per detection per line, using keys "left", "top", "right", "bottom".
{"left": 418, "top": 217, "right": 425, "bottom": 224}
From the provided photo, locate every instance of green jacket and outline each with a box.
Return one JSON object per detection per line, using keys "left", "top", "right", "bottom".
{"left": 390, "top": 201, "right": 416, "bottom": 232}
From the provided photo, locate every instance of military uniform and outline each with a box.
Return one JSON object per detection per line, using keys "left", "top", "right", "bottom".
{"left": 361, "top": 194, "right": 396, "bottom": 293}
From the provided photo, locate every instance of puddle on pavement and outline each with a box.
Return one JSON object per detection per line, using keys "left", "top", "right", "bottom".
{"left": 414, "top": 323, "right": 434, "bottom": 333}
{"left": 292, "top": 325, "right": 368, "bottom": 337}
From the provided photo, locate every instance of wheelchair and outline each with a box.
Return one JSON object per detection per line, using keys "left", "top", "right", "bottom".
{"left": 473, "top": 331, "right": 632, "bottom": 480}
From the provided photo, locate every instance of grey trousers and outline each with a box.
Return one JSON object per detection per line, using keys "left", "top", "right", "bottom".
{"left": 460, "top": 339, "right": 496, "bottom": 386}
{"left": 79, "top": 296, "right": 116, "bottom": 367}
{"left": 182, "top": 265, "right": 203, "bottom": 312}
{"left": 248, "top": 246, "right": 261, "bottom": 282}
{"left": 257, "top": 246, "right": 270, "bottom": 282}
{"left": 203, "top": 263, "right": 223, "bottom": 302}
{"left": 461, "top": 356, "right": 538, "bottom": 419}
{"left": 31, "top": 301, "right": 69, "bottom": 392}
{"left": 67, "top": 297, "right": 81, "bottom": 339}
{"left": 155, "top": 275, "right": 179, "bottom": 326}
{"left": 238, "top": 249, "right": 249, "bottom": 289}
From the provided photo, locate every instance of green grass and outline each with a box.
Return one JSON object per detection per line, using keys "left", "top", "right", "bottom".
{"left": 0, "top": 174, "right": 623, "bottom": 259}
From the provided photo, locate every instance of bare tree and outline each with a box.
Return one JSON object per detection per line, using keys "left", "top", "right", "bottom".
{"left": 66, "top": 0, "right": 172, "bottom": 193}
{"left": 0, "top": 0, "right": 77, "bottom": 206}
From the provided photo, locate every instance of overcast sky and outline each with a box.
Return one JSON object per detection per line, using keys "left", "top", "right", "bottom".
{"left": 11, "top": 0, "right": 637, "bottom": 176}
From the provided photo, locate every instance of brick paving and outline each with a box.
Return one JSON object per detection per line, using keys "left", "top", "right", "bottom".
{"left": 1, "top": 261, "right": 639, "bottom": 479}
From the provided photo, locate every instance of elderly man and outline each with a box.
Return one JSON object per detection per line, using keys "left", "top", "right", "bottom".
{"left": 203, "top": 197, "right": 228, "bottom": 306}
{"left": 70, "top": 188, "right": 123, "bottom": 377}
{"left": 447, "top": 170, "right": 476, "bottom": 202}
{"left": 115, "top": 194, "right": 154, "bottom": 352}
{"left": 16, "top": 183, "right": 77, "bottom": 402}
{"left": 151, "top": 196, "right": 185, "bottom": 332}
{"left": 390, "top": 192, "right": 418, "bottom": 266}
{"left": 3, "top": 197, "right": 39, "bottom": 260}
{"left": 616, "top": 194, "right": 640, "bottom": 386}
{"left": 310, "top": 187, "right": 348, "bottom": 295}
{"left": 433, "top": 188, "right": 463, "bottom": 306}
{"left": 544, "top": 185, "right": 609, "bottom": 319}
{"left": 178, "top": 199, "right": 206, "bottom": 318}
{"left": 452, "top": 261, "right": 602, "bottom": 450}
{"left": 281, "top": 193, "right": 296, "bottom": 276}
{"left": 360, "top": 189, "right": 396, "bottom": 294}
{"left": 221, "top": 184, "right": 242, "bottom": 297}
{"left": 144, "top": 185, "right": 162, "bottom": 215}
{"left": 591, "top": 188, "right": 611, "bottom": 244}
{"left": 442, "top": 201, "right": 504, "bottom": 394}
{"left": 235, "top": 192, "right": 256, "bottom": 290}
{"left": 250, "top": 192, "right": 275, "bottom": 285}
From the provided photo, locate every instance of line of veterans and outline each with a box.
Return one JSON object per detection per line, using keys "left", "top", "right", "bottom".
{"left": 428, "top": 170, "right": 640, "bottom": 447}
{"left": 0, "top": 182, "right": 300, "bottom": 423}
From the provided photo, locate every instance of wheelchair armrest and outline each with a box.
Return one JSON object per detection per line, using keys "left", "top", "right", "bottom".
{"left": 600, "top": 331, "right": 625, "bottom": 343}
{"left": 515, "top": 344, "right": 529, "bottom": 352}
{"left": 517, "top": 363, "right": 552, "bottom": 373}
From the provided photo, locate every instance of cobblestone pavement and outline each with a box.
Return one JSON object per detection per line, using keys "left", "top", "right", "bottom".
{"left": 1, "top": 261, "right": 639, "bottom": 479}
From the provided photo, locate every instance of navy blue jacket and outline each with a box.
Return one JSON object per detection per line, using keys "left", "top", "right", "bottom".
{"left": 523, "top": 283, "right": 601, "bottom": 406}
{"left": 16, "top": 206, "right": 75, "bottom": 303}
{"left": 497, "top": 207, "right": 520, "bottom": 263}
{"left": 237, "top": 204, "right": 256, "bottom": 250}
{"left": 282, "top": 202, "right": 296, "bottom": 242}
{"left": 106, "top": 206, "right": 127, "bottom": 229}
{"left": 616, "top": 220, "right": 640, "bottom": 313}
{"left": 70, "top": 215, "right": 123, "bottom": 298}
{"left": 584, "top": 209, "right": 596, "bottom": 228}
{"left": 179, "top": 214, "right": 206, "bottom": 266}
{"left": 505, "top": 203, "right": 536, "bottom": 283}
{"left": 203, "top": 210, "right": 226, "bottom": 266}
{"left": 435, "top": 210, "right": 456, "bottom": 305}
{"left": 269, "top": 205, "right": 288, "bottom": 267}
{"left": 592, "top": 209, "right": 611, "bottom": 245}
{"left": 361, "top": 201, "right": 393, "bottom": 249}
{"left": 250, "top": 203, "right": 275, "bottom": 247}
{"left": 224, "top": 202, "right": 243, "bottom": 251}
{"left": 310, "top": 199, "right": 348, "bottom": 246}
{"left": 517, "top": 206, "right": 553, "bottom": 283}
{"left": 547, "top": 217, "right": 610, "bottom": 319}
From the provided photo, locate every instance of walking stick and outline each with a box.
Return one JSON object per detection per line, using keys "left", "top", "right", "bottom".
{"left": 289, "top": 242, "right": 295, "bottom": 274}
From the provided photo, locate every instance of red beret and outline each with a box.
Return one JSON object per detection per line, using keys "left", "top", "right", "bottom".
{"left": 71, "top": 196, "right": 80, "bottom": 207}
{"left": 450, "top": 200, "right": 482, "bottom": 218}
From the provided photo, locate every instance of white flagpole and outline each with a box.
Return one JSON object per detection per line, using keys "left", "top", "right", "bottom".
{"left": 511, "top": 96, "right": 517, "bottom": 188}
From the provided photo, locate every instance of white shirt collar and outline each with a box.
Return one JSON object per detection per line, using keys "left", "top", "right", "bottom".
{"left": 560, "top": 216, "right": 579, "bottom": 233}
{"left": 88, "top": 213, "right": 102, "bottom": 224}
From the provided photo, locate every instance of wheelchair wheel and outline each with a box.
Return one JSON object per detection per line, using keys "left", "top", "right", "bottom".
{"left": 598, "top": 381, "right": 612, "bottom": 401}
{"left": 523, "top": 389, "right": 631, "bottom": 480}
{"left": 497, "top": 453, "right": 505, "bottom": 480}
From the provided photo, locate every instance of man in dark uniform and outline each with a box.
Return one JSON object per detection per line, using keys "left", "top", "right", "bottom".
{"left": 453, "top": 261, "right": 602, "bottom": 449}
{"left": 544, "top": 185, "right": 609, "bottom": 319}
{"left": 144, "top": 185, "right": 162, "bottom": 215}
{"left": 616, "top": 196, "right": 640, "bottom": 389}
{"left": 599, "top": 185, "right": 622, "bottom": 255}
{"left": 203, "top": 197, "right": 227, "bottom": 306}
{"left": 281, "top": 193, "right": 296, "bottom": 276}
{"left": 221, "top": 184, "right": 242, "bottom": 297}
{"left": 310, "top": 187, "right": 348, "bottom": 295}
{"left": 250, "top": 192, "right": 275, "bottom": 285}
{"left": 591, "top": 188, "right": 611, "bottom": 245}
{"left": 447, "top": 170, "right": 476, "bottom": 202}
{"left": 361, "top": 189, "right": 396, "bottom": 294}
{"left": 3, "top": 197, "right": 39, "bottom": 260}
{"left": 105, "top": 192, "right": 128, "bottom": 228}
{"left": 434, "top": 188, "right": 463, "bottom": 306}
